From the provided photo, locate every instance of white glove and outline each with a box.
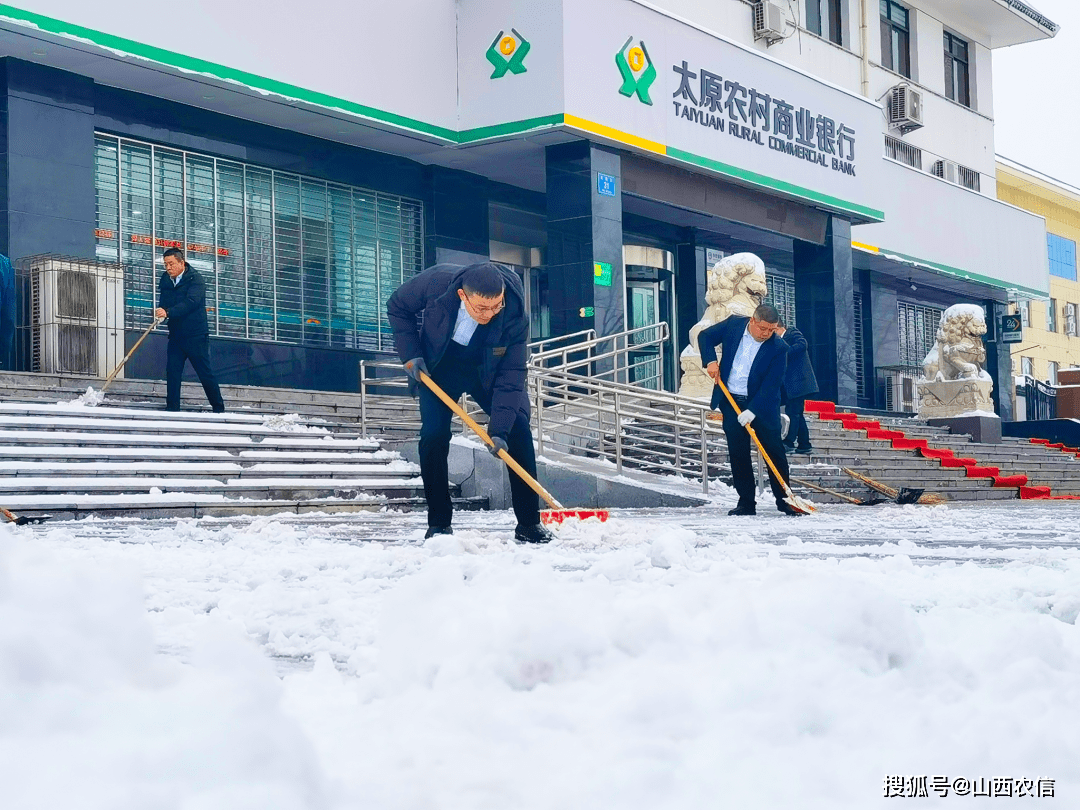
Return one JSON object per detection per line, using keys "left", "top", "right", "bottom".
{"left": 737, "top": 409, "right": 755, "bottom": 427}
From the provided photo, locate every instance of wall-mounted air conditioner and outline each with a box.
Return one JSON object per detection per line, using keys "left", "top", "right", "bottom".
{"left": 888, "top": 84, "right": 924, "bottom": 134}
{"left": 753, "top": 1, "right": 788, "bottom": 45}
{"left": 30, "top": 258, "right": 125, "bottom": 377}
{"left": 931, "top": 159, "right": 959, "bottom": 184}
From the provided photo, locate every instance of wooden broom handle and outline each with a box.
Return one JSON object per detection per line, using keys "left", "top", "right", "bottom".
{"left": 413, "top": 367, "right": 565, "bottom": 510}
{"left": 102, "top": 317, "right": 162, "bottom": 392}
{"left": 713, "top": 374, "right": 799, "bottom": 500}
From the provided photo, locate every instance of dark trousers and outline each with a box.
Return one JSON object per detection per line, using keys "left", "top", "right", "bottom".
{"left": 783, "top": 396, "right": 810, "bottom": 449}
{"left": 722, "top": 394, "right": 792, "bottom": 509}
{"left": 418, "top": 365, "right": 540, "bottom": 529}
{"left": 166, "top": 335, "right": 224, "bottom": 412}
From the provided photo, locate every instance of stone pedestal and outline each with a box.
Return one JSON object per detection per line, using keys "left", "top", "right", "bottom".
{"left": 917, "top": 378, "right": 994, "bottom": 419}
{"left": 927, "top": 415, "right": 1002, "bottom": 444}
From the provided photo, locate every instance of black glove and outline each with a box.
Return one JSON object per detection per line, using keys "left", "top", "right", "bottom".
{"left": 488, "top": 436, "right": 509, "bottom": 458}
{"left": 403, "top": 357, "right": 428, "bottom": 382}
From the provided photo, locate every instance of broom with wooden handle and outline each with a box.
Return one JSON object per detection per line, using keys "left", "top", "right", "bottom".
{"left": 712, "top": 375, "right": 815, "bottom": 514}
{"left": 407, "top": 363, "right": 609, "bottom": 526}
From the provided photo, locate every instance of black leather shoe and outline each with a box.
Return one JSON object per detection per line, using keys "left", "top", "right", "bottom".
{"left": 425, "top": 525, "right": 453, "bottom": 539}
{"left": 783, "top": 444, "right": 796, "bottom": 455}
{"left": 793, "top": 446, "right": 813, "bottom": 455}
{"left": 514, "top": 523, "right": 555, "bottom": 544}
{"left": 728, "top": 505, "right": 756, "bottom": 516}
{"left": 777, "top": 501, "right": 807, "bottom": 516}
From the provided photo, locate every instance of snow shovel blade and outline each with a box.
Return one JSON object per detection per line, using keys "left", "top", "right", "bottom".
{"left": 856, "top": 496, "right": 889, "bottom": 506}
{"left": 1, "top": 506, "right": 47, "bottom": 525}
{"left": 895, "top": 488, "right": 924, "bottom": 505}
{"left": 541, "top": 509, "right": 610, "bottom": 526}
{"left": 783, "top": 494, "right": 816, "bottom": 515}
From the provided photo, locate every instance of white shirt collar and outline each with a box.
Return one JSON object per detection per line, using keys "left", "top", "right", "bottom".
{"left": 172, "top": 270, "right": 185, "bottom": 286}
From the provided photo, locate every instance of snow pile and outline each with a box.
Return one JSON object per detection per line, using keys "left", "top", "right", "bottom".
{"left": 9, "top": 506, "right": 1080, "bottom": 808}
{"left": 64, "top": 386, "right": 105, "bottom": 407}
{"left": 0, "top": 526, "right": 329, "bottom": 810}
{"left": 260, "top": 414, "right": 329, "bottom": 434}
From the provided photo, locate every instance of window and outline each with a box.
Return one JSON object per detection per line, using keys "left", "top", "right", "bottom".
{"left": 94, "top": 134, "right": 424, "bottom": 351}
{"left": 764, "top": 272, "right": 797, "bottom": 329}
{"left": 898, "top": 302, "right": 943, "bottom": 366}
{"left": 880, "top": 1, "right": 911, "bottom": 78}
{"left": 1018, "top": 300, "right": 1030, "bottom": 328}
{"left": 1022, "top": 356, "right": 1033, "bottom": 377}
{"left": 1049, "top": 361, "right": 1059, "bottom": 386}
{"left": 807, "top": 0, "right": 843, "bottom": 46}
{"left": 1049, "top": 298, "right": 1058, "bottom": 332}
{"left": 943, "top": 31, "right": 970, "bottom": 107}
{"left": 1048, "top": 233, "right": 1077, "bottom": 281}
{"left": 1067, "top": 303, "right": 1078, "bottom": 337}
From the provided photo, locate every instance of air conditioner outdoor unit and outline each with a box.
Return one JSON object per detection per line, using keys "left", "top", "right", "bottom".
{"left": 29, "top": 258, "right": 125, "bottom": 377}
{"left": 753, "top": 1, "right": 788, "bottom": 44}
{"left": 888, "top": 84, "right": 924, "bottom": 133}
{"left": 931, "top": 159, "right": 959, "bottom": 184}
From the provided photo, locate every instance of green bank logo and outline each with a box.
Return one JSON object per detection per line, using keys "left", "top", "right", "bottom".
{"left": 486, "top": 29, "right": 530, "bottom": 78}
{"left": 616, "top": 36, "right": 655, "bottom": 105}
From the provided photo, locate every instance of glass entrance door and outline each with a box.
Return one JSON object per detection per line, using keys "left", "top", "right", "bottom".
{"left": 627, "top": 280, "right": 662, "bottom": 389}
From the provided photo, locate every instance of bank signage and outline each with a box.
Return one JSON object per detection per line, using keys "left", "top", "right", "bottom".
{"left": 561, "top": 0, "right": 884, "bottom": 222}
{"left": 670, "top": 59, "right": 858, "bottom": 179}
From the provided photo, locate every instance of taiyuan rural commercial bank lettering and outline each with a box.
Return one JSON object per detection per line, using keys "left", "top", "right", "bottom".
{"left": 94, "top": 229, "right": 230, "bottom": 257}
{"left": 671, "top": 61, "right": 857, "bottom": 177}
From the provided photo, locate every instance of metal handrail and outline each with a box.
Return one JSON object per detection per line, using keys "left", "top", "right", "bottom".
{"left": 358, "top": 325, "right": 729, "bottom": 493}
{"left": 527, "top": 329, "right": 596, "bottom": 353}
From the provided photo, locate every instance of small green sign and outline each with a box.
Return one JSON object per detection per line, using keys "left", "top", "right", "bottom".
{"left": 486, "top": 29, "right": 530, "bottom": 79}
{"left": 579, "top": 306, "right": 595, "bottom": 318}
{"left": 593, "top": 261, "right": 613, "bottom": 287}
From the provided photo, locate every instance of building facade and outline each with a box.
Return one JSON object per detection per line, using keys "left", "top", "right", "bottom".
{"left": 997, "top": 157, "right": 1080, "bottom": 389}
{"left": 0, "top": 0, "right": 1057, "bottom": 415}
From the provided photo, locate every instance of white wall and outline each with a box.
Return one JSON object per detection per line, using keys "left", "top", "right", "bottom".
{"left": 10, "top": 0, "right": 462, "bottom": 131}
{"left": 855, "top": 160, "right": 1049, "bottom": 295}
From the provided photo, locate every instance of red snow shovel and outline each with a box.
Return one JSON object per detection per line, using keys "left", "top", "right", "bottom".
{"left": 409, "top": 365, "right": 609, "bottom": 526}
{"left": 713, "top": 376, "right": 816, "bottom": 515}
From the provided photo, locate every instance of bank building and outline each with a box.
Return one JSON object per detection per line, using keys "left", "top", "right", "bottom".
{"left": 0, "top": 0, "right": 1058, "bottom": 419}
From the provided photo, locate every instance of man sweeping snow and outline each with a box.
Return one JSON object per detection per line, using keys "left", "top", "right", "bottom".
{"left": 387, "top": 262, "right": 554, "bottom": 544}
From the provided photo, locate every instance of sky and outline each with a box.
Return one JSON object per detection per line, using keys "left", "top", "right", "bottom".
{"left": 993, "top": 0, "right": 1080, "bottom": 188}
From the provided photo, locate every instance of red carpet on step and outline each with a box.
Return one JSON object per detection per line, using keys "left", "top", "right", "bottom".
{"left": 965, "top": 465, "right": 1000, "bottom": 478}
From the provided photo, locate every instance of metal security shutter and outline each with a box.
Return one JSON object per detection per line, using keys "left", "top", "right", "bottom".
{"left": 95, "top": 134, "right": 425, "bottom": 350}
{"left": 898, "top": 302, "right": 943, "bottom": 366}
{"left": 854, "top": 291, "right": 865, "bottom": 398}
{"left": 765, "top": 272, "right": 796, "bottom": 328}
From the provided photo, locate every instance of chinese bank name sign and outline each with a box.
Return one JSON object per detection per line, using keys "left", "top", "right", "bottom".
{"left": 564, "top": 5, "right": 883, "bottom": 217}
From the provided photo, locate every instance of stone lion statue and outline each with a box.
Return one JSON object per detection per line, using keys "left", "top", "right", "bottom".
{"left": 920, "top": 304, "right": 989, "bottom": 382}
{"left": 679, "top": 253, "right": 768, "bottom": 398}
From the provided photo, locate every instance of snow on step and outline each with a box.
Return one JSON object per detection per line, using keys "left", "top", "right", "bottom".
{"left": 0, "top": 402, "right": 281, "bottom": 423}
{"left": 0, "top": 476, "right": 422, "bottom": 493}
{"left": 3, "top": 462, "right": 243, "bottom": 475}
{"left": 0, "top": 414, "right": 343, "bottom": 437}
{"left": 0, "top": 446, "right": 236, "bottom": 460}
{"left": 239, "top": 461, "right": 419, "bottom": 474}
{"left": 0, "top": 430, "right": 376, "bottom": 449}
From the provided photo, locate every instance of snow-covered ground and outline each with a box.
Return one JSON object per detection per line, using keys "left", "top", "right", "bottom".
{"left": 3, "top": 501, "right": 1079, "bottom": 809}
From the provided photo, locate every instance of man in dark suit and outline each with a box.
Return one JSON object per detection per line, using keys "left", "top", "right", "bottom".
{"left": 777, "top": 318, "right": 819, "bottom": 455}
{"left": 387, "top": 261, "right": 554, "bottom": 544}
{"left": 154, "top": 248, "right": 225, "bottom": 413}
{"left": 698, "top": 304, "right": 799, "bottom": 516}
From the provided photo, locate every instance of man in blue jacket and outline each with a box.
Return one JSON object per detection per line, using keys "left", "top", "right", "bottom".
{"left": 698, "top": 304, "right": 799, "bottom": 516}
{"left": 387, "top": 262, "right": 554, "bottom": 543}
{"left": 155, "top": 248, "right": 225, "bottom": 413}
{"left": 777, "top": 318, "right": 819, "bottom": 455}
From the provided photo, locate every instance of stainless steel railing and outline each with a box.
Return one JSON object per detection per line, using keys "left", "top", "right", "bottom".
{"left": 359, "top": 322, "right": 730, "bottom": 492}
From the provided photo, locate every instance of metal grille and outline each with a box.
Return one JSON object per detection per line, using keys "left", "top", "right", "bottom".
{"left": 898, "top": 301, "right": 943, "bottom": 366}
{"left": 884, "top": 135, "right": 922, "bottom": 169}
{"left": 957, "top": 164, "right": 981, "bottom": 192}
{"left": 95, "top": 133, "right": 424, "bottom": 350}
{"left": 854, "top": 291, "right": 865, "bottom": 398}
{"left": 765, "top": 272, "right": 796, "bottom": 328}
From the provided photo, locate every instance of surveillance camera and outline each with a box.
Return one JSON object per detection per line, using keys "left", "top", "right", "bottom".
{"left": 910, "top": 282, "right": 917, "bottom": 291}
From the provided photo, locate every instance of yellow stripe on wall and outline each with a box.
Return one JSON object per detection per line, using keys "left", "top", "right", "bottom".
{"left": 563, "top": 114, "right": 666, "bottom": 155}
{"left": 851, "top": 241, "right": 880, "bottom": 253}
